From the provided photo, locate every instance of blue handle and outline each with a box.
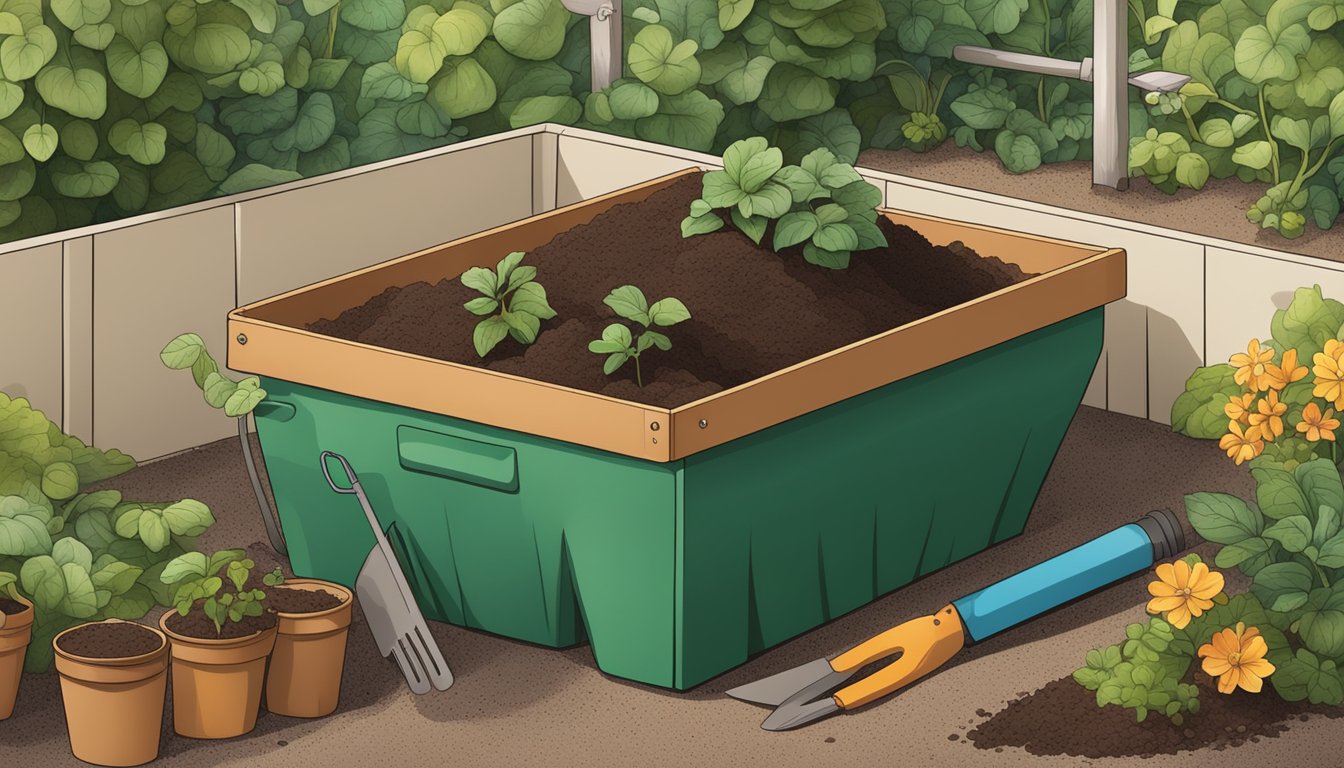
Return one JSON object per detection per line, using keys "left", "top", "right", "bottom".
{"left": 952, "top": 523, "right": 1156, "bottom": 642}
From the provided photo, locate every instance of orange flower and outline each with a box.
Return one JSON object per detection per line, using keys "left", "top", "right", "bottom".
{"left": 1297, "top": 402, "right": 1340, "bottom": 442}
{"left": 1249, "top": 390, "right": 1286, "bottom": 442}
{"left": 1224, "top": 393, "right": 1256, "bottom": 424}
{"left": 1231, "top": 339, "right": 1274, "bottom": 391}
{"left": 1313, "top": 339, "right": 1344, "bottom": 407}
{"left": 1198, "top": 622, "right": 1276, "bottom": 694}
{"left": 1219, "top": 421, "right": 1265, "bottom": 465}
{"left": 1147, "top": 559, "right": 1224, "bottom": 629}
{"left": 1265, "top": 348, "right": 1308, "bottom": 391}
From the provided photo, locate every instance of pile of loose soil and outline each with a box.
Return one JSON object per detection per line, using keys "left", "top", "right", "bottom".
{"left": 968, "top": 673, "right": 1344, "bottom": 757}
{"left": 307, "top": 174, "right": 1033, "bottom": 408}
{"left": 56, "top": 622, "right": 162, "bottom": 658}
{"left": 266, "top": 585, "right": 345, "bottom": 614}
{"left": 0, "top": 597, "right": 27, "bottom": 615}
{"left": 164, "top": 610, "right": 278, "bottom": 640}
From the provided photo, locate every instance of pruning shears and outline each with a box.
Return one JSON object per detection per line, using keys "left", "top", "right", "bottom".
{"left": 726, "top": 509, "right": 1185, "bottom": 730}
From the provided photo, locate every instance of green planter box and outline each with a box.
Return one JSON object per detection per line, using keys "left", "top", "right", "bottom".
{"left": 254, "top": 308, "right": 1102, "bottom": 689}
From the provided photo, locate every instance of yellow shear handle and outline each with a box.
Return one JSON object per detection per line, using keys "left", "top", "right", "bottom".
{"left": 828, "top": 604, "right": 966, "bottom": 710}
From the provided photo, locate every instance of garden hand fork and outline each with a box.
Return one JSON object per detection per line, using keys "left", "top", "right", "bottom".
{"left": 322, "top": 451, "right": 454, "bottom": 695}
{"left": 727, "top": 509, "right": 1184, "bottom": 730}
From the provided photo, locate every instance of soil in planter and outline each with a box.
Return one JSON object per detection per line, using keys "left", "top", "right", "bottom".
{"left": 266, "top": 586, "right": 344, "bottom": 614}
{"left": 164, "top": 609, "right": 278, "bottom": 640}
{"left": 307, "top": 174, "right": 1033, "bottom": 408}
{"left": 0, "top": 597, "right": 26, "bottom": 615}
{"left": 968, "top": 674, "right": 1344, "bottom": 757}
{"left": 56, "top": 622, "right": 162, "bottom": 659}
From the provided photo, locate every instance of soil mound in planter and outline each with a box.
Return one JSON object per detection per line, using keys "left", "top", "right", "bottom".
{"left": 0, "top": 598, "right": 25, "bottom": 615}
{"left": 266, "top": 586, "right": 344, "bottom": 614}
{"left": 968, "top": 675, "right": 1344, "bottom": 757}
{"left": 164, "top": 610, "right": 277, "bottom": 640}
{"left": 308, "top": 174, "right": 1033, "bottom": 408}
{"left": 56, "top": 623, "right": 161, "bottom": 658}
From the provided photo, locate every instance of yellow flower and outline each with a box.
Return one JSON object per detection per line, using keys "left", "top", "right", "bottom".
{"left": 1249, "top": 390, "right": 1286, "bottom": 442}
{"left": 1231, "top": 339, "right": 1274, "bottom": 392}
{"left": 1313, "top": 339, "right": 1344, "bottom": 407}
{"left": 1224, "top": 393, "right": 1256, "bottom": 424}
{"left": 1219, "top": 421, "right": 1265, "bottom": 465}
{"left": 1198, "top": 622, "right": 1276, "bottom": 694}
{"left": 1265, "top": 348, "right": 1308, "bottom": 391}
{"left": 1147, "top": 559, "right": 1224, "bottom": 629}
{"left": 1297, "top": 402, "right": 1340, "bottom": 442}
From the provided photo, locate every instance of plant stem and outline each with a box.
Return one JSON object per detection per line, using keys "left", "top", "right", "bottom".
{"left": 1180, "top": 104, "right": 1203, "bottom": 144}
{"left": 1127, "top": 0, "right": 1146, "bottom": 31}
{"left": 634, "top": 354, "right": 643, "bottom": 387}
{"left": 325, "top": 3, "right": 341, "bottom": 59}
{"left": 1037, "top": 77, "right": 1048, "bottom": 123}
{"left": 1258, "top": 86, "right": 1280, "bottom": 185}
{"left": 931, "top": 73, "right": 950, "bottom": 114}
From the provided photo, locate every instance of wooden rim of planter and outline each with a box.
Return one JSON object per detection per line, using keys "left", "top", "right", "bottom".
{"left": 53, "top": 620, "right": 169, "bottom": 685}
{"left": 157, "top": 612, "right": 278, "bottom": 666}
{"left": 0, "top": 595, "right": 34, "bottom": 643}
{"left": 271, "top": 579, "right": 353, "bottom": 637}
{"left": 228, "top": 169, "right": 1126, "bottom": 463}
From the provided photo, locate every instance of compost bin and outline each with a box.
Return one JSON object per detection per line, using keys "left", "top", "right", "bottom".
{"left": 226, "top": 171, "right": 1126, "bottom": 689}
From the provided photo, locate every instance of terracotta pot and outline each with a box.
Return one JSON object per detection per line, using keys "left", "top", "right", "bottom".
{"left": 53, "top": 620, "right": 168, "bottom": 767}
{"left": 158, "top": 612, "right": 277, "bottom": 739}
{"left": 0, "top": 595, "right": 34, "bottom": 720}
{"left": 265, "top": 579, "right": 354, "bottom": 718}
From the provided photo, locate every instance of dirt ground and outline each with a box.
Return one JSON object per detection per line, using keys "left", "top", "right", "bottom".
{"left": 3, "top": 406, "right": 1341, "bottom": 767}
{"left": 859, "top": 145, "right": 1344, "bottom": 263}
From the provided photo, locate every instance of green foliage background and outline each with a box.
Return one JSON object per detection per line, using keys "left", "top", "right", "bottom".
{"left": 0, "top": 0, "right": 1341, "bottom": 243}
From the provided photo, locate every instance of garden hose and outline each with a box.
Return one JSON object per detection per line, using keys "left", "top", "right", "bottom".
{"left": 239, "top": 416, "right": 288, "bottom": 556}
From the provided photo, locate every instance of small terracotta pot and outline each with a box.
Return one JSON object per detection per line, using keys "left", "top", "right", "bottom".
{"left": 158, "top": 612, "right": 278, "bottom": 739}
{"left": 265, "top": 579, "right": 354, "bottom": 718}
{"left": 53, "top": 620, "right": 169, "bottom": 767}
{"left": 0, "top": 595, "right": 34, "bottom": 720}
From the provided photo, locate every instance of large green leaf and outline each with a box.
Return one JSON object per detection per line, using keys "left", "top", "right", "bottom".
{"left": 21, "top": 123, "right": 57, "bottom": 162}
{"left": 0, "top": 495, "right": 53, "bottom": 557}
{"left": 629, "top": 24, "right": 701, "bottom": 96}
{"left": 1185, "top": 491, "right": 1263, "bottom": 544}
{"left": 428, "top": 57, "right": 497, "bottom": 119}
{"left": 218, "top": 163, "right": 302, "bottom": 194}
{"left": 1234, "top": 23, "right": 1309, "bottom": 83}
{"left": 635, "top": 90, "right": 724, "bottom": 151}
{"left": 1299, "top": 583, "right": 1344, "bottom": 657}
{"left": 758, "top": 63, "right": 836, "bottom": 122}
{"left": 108, "top": 119, "right": 167, "bottom": 165}
{"left": 493, "top": 0, "right": 568, "bottom": 61}
{"left": 0, "top": 24, "right": 57, "bottom": 81}
{"left": 104, "top": 36, "right": 169, "bottom": 99}
{"left": 52, "top": 0, "right": 112, "bottom": 30}
{"left": 274, "top": 92, "right": 336, "bottom": 152}
{"left": 34, "top": 66, "right": 108, "bottom": 119}
{"left": 1274, "top": 649, "right": 1344, "bottom": 704}
{"left": 49, "top": 158, "right": 120, "bottom": 198}
{"left": 1250, "top": 561, "right": 1315, "bottom": 611}
{"left": 341, "top": 0, "right": 406, "bottom": 31}
{"left": 964, "top": 0, "right": 1028, "bottom": 34}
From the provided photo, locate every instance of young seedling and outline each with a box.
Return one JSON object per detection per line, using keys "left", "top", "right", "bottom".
{"left": 160, "top": 549, "right": 274, "bottom": 635}
{"left": 682, "top": 137, "right": 887, "bottom": 269}
{"left": 588, "top": 286, "right": 690, "bottom": 387}
{"left": 461, "top": 251, "right": 557, "bottom": 358}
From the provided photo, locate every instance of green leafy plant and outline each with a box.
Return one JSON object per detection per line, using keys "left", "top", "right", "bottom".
{"left": 161, "top": 333, "right": 267, "bottom": 417}
{"left": 160, "top": 549, "right": 270, "bottom": 635}
{"left": 1184, "top": 458, "right": 1344, "bottom": 704}
{"left": 461, "top": 251, "right": 557, "bottom": 358}
{"left": 1073, "top": 615, "right": 1202, "bottom": 723}
{"left": 683, "top": 136, "right": 886, "bottom": 268}
{"left": 588, "top": 285, "right": 690, "bottom": 386}
{"left": 0, "top": 390, "right": 215, "bottom": 670}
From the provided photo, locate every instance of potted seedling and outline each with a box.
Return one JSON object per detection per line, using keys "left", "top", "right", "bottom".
{"left": 52, "top": 619, "right": 169, "bottom": 767}
{"left": 226, "top": 136, "right": 1125, "bottom": 690}
{"left": 157, "top": 550, "right": 278, "bottom": 739}
{"left": 0, "top": 574, "right": 32, "bottom": 720}
{"left": 588, "top": 286, "right": 691, "bottom": 386}
{"left": 261, "top": 568, "right": 355, "bottom": 718}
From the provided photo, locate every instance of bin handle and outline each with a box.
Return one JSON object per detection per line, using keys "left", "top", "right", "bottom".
{"left": 321, "top": 450, "right": 360, "bottom": 494}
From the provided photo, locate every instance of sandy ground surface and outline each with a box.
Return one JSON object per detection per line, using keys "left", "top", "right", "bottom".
{"left": 3, "top": 406, "right": 1341, "bottom": 767}
{"left": 859, "top": 145, "right": 1344, "bottom": 263}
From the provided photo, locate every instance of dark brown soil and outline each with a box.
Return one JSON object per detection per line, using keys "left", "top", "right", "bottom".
{"left": 306, "top": 173, "right": 1032, "bottom": 408}
{"left": 164, "top": 608, "right": 277, "bottom": 640}
{"left": 0, "top": 597, "right": 27, "bottom": 615}
{"left": 266, "top": 585, "right": 345, "bottom": 614}
{"left": 56, "top": 622, "right": 162, "bottom": 659}
{"left": 968, "top": 673, "right": 1344, "bottom": 757}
